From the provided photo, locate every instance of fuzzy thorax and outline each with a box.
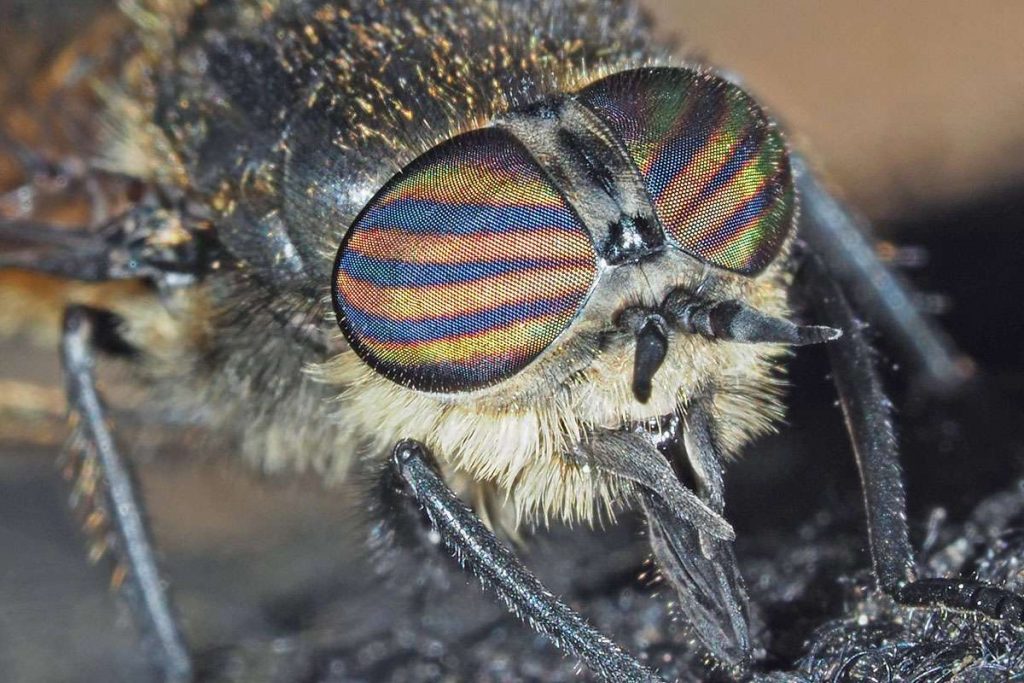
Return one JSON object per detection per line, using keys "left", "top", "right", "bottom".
{"left": 315, "top": 258, "right": 792, "bottom": 528}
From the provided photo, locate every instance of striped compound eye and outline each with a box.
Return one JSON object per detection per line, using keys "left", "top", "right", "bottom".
{"left": 333, "top": 128, "right": 597, "bottom": 393}
{"left": 577, "top": 68, "right": 794, "bottom": 275}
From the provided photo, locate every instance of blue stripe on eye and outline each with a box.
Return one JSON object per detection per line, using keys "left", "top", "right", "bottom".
{"left": 360, "top": 198, "right": 578, "bottom": 235}
{"left": 643, "top": 105, "right": 723, "bottom": 199}
{"left": 338, "top": 251, "right": 589, "bottom": 287}
{"left": 341, "top": 294, "right": 582, "bottom": 343}
{"left": 672, "top": 130, "right": 760, "bottom": 211}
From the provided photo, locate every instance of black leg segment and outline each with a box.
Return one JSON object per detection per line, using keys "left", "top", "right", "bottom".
{"left": 898, "top": 578, "right": 1024, "bottom": 624}
{"left": 390, "top": 439, "right": 663, "bottom": 683}
{"left": 61, "top": 305, "right": 193, "bottom": 683}
{"left": 801, "top": 258, "right": 1024, "bottom": 627}
{"left": 800, "top": 256, "right": 916, "bottom": 592}
{"left": 0, "top": 207, "right": 205, "bottom": 285}
{"left": 0, "top": 218, "right": 118, "bottom": 281}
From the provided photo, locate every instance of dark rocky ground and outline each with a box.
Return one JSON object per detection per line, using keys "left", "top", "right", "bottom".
{"left": 2, "top": 189, "right": 1023, "bottom": 682}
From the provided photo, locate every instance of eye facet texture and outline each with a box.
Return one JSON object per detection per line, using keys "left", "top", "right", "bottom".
{"left": 578, "top": 67, "right": 794, "bottom": 275}
{"left": 334, "top": 129, "right": 596, "bottom": 392}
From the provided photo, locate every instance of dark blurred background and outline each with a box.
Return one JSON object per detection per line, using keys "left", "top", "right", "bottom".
{"left": 0, "top": 2, "right": 1023, "bottom": 681}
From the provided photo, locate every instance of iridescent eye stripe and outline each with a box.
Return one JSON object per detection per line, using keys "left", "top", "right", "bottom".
{"left": 336, "top": 267, "right": 595, "bottom": 319}
{"left": 333, "top": 128, "right": 597, "bottom": 392}
{"left": 357, "top": 316, "right": 572, "bottom": 368}
{"left": 578, "top": 67, "right": 794, "bottom": 275}
{"left": 343, "top": 297, "right": 586, "bottom": 344}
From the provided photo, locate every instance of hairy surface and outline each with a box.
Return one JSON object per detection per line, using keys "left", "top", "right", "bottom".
{"left": 89, "top": 0, "right": 796, "bottom": 524}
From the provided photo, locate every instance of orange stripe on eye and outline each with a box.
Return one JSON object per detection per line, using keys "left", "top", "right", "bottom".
{"left": 700, "top": 172, "right": 778, "bottom": 258}
{"left": 634, "top": 88, "right": 706, "bottom": 177}
{"left": 345, "top": 227, "right": 595, "bottom": 265}
{"left": 336, "top": 266, "right": 595, "bottom": 322}
{"left": 361, "top": 312, "right": 571, "bottom": 365}
{"left": 679, "top": 150, "right": 766, "bottom": 244}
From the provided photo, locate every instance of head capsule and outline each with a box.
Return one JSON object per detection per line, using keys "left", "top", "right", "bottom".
{"left": 332, "top": 67, "right": 796, "bottom": 394}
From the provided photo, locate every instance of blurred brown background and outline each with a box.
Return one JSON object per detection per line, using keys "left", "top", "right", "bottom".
{"left": 1, "top": 2, "right": 1023, "bottom": 681}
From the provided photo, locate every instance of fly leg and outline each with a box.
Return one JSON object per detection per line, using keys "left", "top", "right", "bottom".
{"left": 0, "top": 217, "right": 120, "bottom": 280}
{"left": 389, "top": 439, "right": 664, "bottom": 683}
{"left": 793, "top": 155, "right": 969, "bottom": 393}
{"left": 61, "top": 304, "right": 193, "bottom": 683}
{"left": 0, "top": 128, "right": 111, "bottom": 225}
{"left": 0, "top": 133, "right": 205, "bottom": 289}
{"left": 800, "top": 256, "right": 1024, "bottom": 627}
{"left": 0, "top": 204, "right": 205, "bottom": 286}
{"left": 1, "top": 133, "right": 202, "bottom": 680}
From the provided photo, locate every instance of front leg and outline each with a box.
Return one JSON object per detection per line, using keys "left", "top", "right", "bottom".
{"left": 389, "top": 439, "right": 663, "bottom": 683}
{"left": 61, "top": 305, "right": 193, "bottom": 682}
{"left": 0, "top": 205, "right": 205, "bottom": 286}
{"left": 800, "top": 257, "right": 1024, "bottom": 626}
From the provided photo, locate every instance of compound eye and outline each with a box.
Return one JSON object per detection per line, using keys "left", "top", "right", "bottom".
{"left": 577, "top": 68, "right": 794, "bottom": 275}
{"left": 333, "top": 128, "right": 597, "bottom": 393}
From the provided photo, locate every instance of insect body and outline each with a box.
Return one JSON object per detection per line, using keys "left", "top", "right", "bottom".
{"left": 2, "top": 1, "right": 1022, "bottom": 681}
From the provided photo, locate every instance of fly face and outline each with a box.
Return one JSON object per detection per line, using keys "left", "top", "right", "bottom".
{"left": 326, "top": 67, "right": 820, "bottom": 669}
{"left": 333, "top": 67, "right": 795, "bottom": 401}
